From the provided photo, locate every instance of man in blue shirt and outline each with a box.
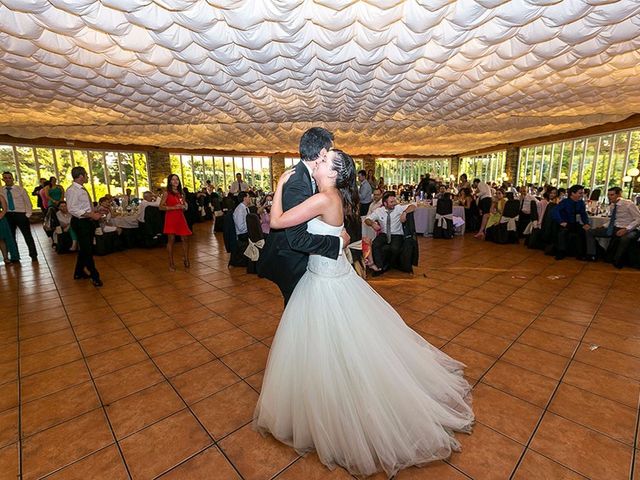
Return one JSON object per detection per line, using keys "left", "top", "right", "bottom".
{"left": 551, "top": 184, "right": 592, "bottom": 260}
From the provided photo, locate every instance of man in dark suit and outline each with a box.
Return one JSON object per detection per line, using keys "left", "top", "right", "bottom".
{"left": 258, "top": 127, "right": 349, "bottom": 304}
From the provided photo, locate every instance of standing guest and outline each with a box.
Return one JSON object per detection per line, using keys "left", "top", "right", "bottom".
{"left": 160, "top": 174, "right": 192, "bottom": 271}
{"left": 551, "top": 184, "right": 591, "bottom": 260}
{"left": 32, "top": 178, "right": 47, "bottom": 212}
{"left": 0, "top": 193, "right": 19, "bottom": 264}
{"left": 472, "top": 178, "right": 493, "bottom": 239}
{"left": 1, "top": 171, "right": 38, "bottom": 262}
{"left": 44, "top": 177, "right": 65, "bottom": 209}
{"left": 229, "top": 173, "right": 249, "bottom": 196}
{"left": 54, "top": 201, "right": 78, "bottom": 251}
{"left": 357, "top": 170, "right": 372, "bottom": 217}
{"left": 258, "top": 194, "right": 273, "bottom": 236}
{"left": 233, "top": 192, "right": 251, "bottom": 240}
{"left": 377, "top": 176, "right": 385, "bottom": 191}
{"left": 365, "top": 191, "right": 416, "bottom": 274}
{"left": 366, "top": 169, "right": 376, "bottom": 186}
{"left": 39, "top": 180, "right": 51, "bottom": 211}
{"left": 137, "top": 191, "right": 160, "bottom": 223}
{"left": 120, "top": 188, "right": 134, "bottom": 208}
{"left": 585, "top": 186, "right": 640, "bottom": 268}
{"left": 458, "top": 173, "right": 470, "bottom": 192}
{"left": 66, "top": 167, "right": 102, "bottom": 285}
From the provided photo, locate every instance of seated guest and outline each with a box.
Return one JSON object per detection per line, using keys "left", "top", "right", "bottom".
{"left": 367, "top": 188, "right": 383, "bottom": 215}
{"left": 364, "top": 191, "right": 416, "bottom": 274}
{"left": 54, "top": 201, "right": 78, "bottom": 251}
{"left": 137, "top": 191, "right": 160, "bottom": 223}
{"left": 517, "top": 185, "right": 537, "bottom": 237}
{"left": 435, "top": 184, "right": 447, "bottom": 200}
{"left": 229, "top": 192, "right": 251, "bottom": 266}
{"left": 551, "top": 184, "right": 591, "bottom": 260}
{"left": 472, "top": 178, "right": 493, "bottom": 238}
{"left": 257, "top": 194, "right": 273, "bottom": 236}
{"left": 483, "top": 189, "right": 505, "bottom": 241}
{"left": 585, "top": 186, "right": 640, "bottom": 268}
{"left": 121, "top": 188, "right": 134, "bottom": 208}
{"left": 97, "top": 197, "right": 119, "bottom": 233}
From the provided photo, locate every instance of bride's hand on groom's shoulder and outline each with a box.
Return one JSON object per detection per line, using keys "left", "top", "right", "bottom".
{"left": 278, "top": 170, "right": 295, "bottom": 187}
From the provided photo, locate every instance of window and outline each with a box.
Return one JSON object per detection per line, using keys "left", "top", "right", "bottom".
{"left": 375, "top": 158, "right": 450, "bottom": 187}
{"left": 460, "top": 152, "right": 506, "bottom": 183}
{"left": 285, "top": 157, "right": 300, "bottom": 168}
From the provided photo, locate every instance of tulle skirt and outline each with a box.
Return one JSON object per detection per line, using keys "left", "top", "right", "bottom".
{"left": 253, "top": 266, "right": 474, "bottom": 477}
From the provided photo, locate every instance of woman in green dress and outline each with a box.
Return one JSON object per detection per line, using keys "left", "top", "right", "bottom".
{"left": 45, "top": 177, "right": 65, "bottom": 208}
{"left": 0, "top": 194, "right": 20, "bottom": 264}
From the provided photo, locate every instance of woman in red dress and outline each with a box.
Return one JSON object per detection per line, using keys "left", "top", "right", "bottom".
{"left": 160, "top": 174, "right": 192, "bottom": 271}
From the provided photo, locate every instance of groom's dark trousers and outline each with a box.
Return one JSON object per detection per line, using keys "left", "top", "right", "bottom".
{"left": 258, "top": 161, "right": 341, "bottom": 305}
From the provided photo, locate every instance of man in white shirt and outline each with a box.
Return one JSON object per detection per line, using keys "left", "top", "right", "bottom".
{"left": 229, "top": 173, "right": 249, "bottom": 197}
{"left": 586, "top": 186, "right": 640, "bottom": 268}
{"left": 233, "top": 192, "right": 251, "bottom": 239}
{"left": 1, "top": 171, "right": 38, "bottom": 261}
{"left": 54, "top": 201, "right": 78, "bottom": 251}
{"left": 137, "top": 191, "right": 161, "bottom": 223}
{"left": 66, "top": 166, "right": 103, "bottom": 286}
{"left": 367, "top": 188, "right": 383, "bottom": 216}
{"left": 472, "top": 178, "right": 493, "bottom": 238}
{"left": 365, "top": 191, "right": 416, "bottom": 274}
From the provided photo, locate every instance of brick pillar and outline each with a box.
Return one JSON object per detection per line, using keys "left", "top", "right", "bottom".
{"left": 147, "top": 149, "right": 172, "bottom": 191}
{"left": 450, "top": 155, "right": 459, "bottom": 181}
{"left": 271, "top": 153, "right": 285, "bottom": 191}
{"left": 505, "top": 146, "right": 519, "bottom": 185}
{"left": 362, "top": 155, "right": 376, "bottom": 177}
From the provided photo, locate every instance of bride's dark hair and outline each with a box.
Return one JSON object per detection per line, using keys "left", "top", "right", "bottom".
{"left": 330, "top": 149, "right": 359, "bottom": 221}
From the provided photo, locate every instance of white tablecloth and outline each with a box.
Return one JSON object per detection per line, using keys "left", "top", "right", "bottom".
{"left": 362, "top": 205, "right": 466, "bottom": 238}
{"left": 112, "top": 215, "right": 139, "bottom": 229}
{"left": 589, "top": 216, "right": 610, "bottom": 249}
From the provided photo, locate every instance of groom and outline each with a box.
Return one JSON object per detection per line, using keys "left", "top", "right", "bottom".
{"left": 258, "top": 127, "right": 349, "bottom": 304}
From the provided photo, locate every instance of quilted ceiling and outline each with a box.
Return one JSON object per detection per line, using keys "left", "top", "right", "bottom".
{"left": 1, "top": 0, "right": 640, "bottom": 155}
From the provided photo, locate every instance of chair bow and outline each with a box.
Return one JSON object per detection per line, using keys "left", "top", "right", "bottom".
{"left": 500, "top": 215, "right": 519, "bottom": 231}
{"left": 244, "top": 238, "right": 265, "bottom": 261}
{"left": 523, "top": 220, "right": 538, "bottom": 235}
{"left": 435, "top": 213, "right": 453, "bottom": 229}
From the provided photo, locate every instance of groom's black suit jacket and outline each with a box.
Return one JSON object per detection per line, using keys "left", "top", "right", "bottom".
{"left": 258, "top": 161, "right": 341, "bottom": 303}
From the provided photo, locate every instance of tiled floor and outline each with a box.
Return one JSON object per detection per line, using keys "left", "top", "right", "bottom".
{"left": 1, "top": 223, "right": 638, "bottom": 479}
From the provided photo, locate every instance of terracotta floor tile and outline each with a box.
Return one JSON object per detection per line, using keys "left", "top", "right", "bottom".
{"left": 45, "top": 445, "right": 129, "bottom": 480}
{"left": 513, "top": 449, "right": 588, "bottom": 479}
{"left": 21, "top": 360, "right": 91, "bottom": 403}
{"left": 219, "top": 424, "right": 299, "bottom": 480}
{"left": 482, "top": 361, "right": 558, "bottom": 408}
{"left": 155, "top": 342, "right": 216, "bottom": 378}
{"left": 275, "top": 452, "right": 354, "bottom": 479}
{"left": 548, "top": 383, "right": 637, "bottom": 445}
{"left": 590, "top": 317, "right": 640, "bottom": 338}
{"left": 531, "top": 413, "right": 632, "bottom": 480}
{"left": 201, "top": 328, "right": 258, "bottom": 357}
{"left": 562, "top": 361, "right": 640, "bottom": 409}
{"left": 472, "top": 383, "right": 543, "bottom": 444}
{"left": 119, "top": 306, "right": 169, "bottom": 327}
{"left": 110, "top": 297, "right": 155, "bottom": 315}
{"left": 119, "top": 410, "right": 211, "bottom": 479}
{"left": 501, "top": 343, "right": 570, "bottom": 380}
{"left": 19, "top": 328, "right": 77, "bottom": 356}
{"left": 106, "top": 381, "right": 185, "bottom": 439}
{"left": 472, "top": 316, "right": 527, "bottom": 341}
{"left": 542, "top": 304, "right": 595, "bottom": 325}
{"left": 516, "top": 328, "right": 580, "bottom": 358}
{"left": 583, "top": 327, "right": 640, "bottom": 358}
{"left": 529, "top": 316, "right": 587, "bottom": 340}
{"left": 19, "top": 317, "right": 70, "bottom": 340}
{"left": 393, "top": 461, "right": 471, "bottom": 479}
{"left": 441, "top": 343, "right": 495, "bottom": 381}
{"left": 129, "top": 317, "right": 178, "bottom": 340}
{"left": 221, "top": 343, "right": 270, "bottom": 378}
{"left": 0, "top": 443, "right": 19, "bottom": 479}
{"left": 184, "top": 315, "right": 236, "bottom": 340}
{"left": 245, "top": 371, "right": 265, "bottom": 393}
{"left": 0, "top": 360, "right": 17, "bottom": 385}
{"left": 86, "top": 342, "right": 149, "bottom": 377}
{"left": 0, "top": 381, "right": 18, "bottom": 414}
{"left": 139, "top": 327, "right": 195, "bottom": 357}
{"left": 21, "top": 409, "right": 114, "bottom": 480}
{"left": 170, "top": 305, "right": 217, "bottom": 326}
{"left": 21, "top": 381, "right": 100, "bottom": 437}
{"left": 0, "top": 343, "right": 17, "bottom": 365}
{"left": 171, "top": 360, "right": 240, "bottom": 404}
{"left": 20, "top": 342, "right": 83, "bottom": 377}
{"left": 94, "top": 360, "right": 164, "bottom": 404}
{"left": 413, "top": 318, "right": 466, "bottom": 341}
{"left": 0, "top": 407, "right": 18, "bottom": 448}
{"left": 159, "top": 446, "right": 241, "bottom": 479}
{"left": 241, "top": 317, "right": 281, "bottom": 340}
{"left": 450, "top": 327, "right": 512, "bottom": 358}
{"left": 574, "top": 343, "right": 640, "bottom": 380}
{"left": 192, "top": 382, "right": 259, "bottom": 440}
{"left": 448, "top": 422, "right": 523, "bottom": 480}
{"left": 78, "top": 329, "right": 135, "bottom": 356}
{"left": 72, "top": 319, "right": 126, "bottom": 341}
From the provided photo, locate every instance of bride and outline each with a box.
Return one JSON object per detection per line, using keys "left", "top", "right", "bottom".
{"left": 253, "top": 149, "right": 474, "bottom": 478}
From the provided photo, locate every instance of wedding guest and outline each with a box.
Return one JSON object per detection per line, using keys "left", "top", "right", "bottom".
{"left": 121, "top": 188, "right": 134, "bottom": 208}
{"left": 54, "top": 201, "right": 78, "bottom": 251}
{"left": 458, "top": 173, "right": 470, "bottom": 191}
{"left": 44, "top": 177, "right": 65, "bottom": 209}
{"left": 472, "top": 178, "right": 492, "bottom": 239}
{"left": 66, "top": 166, "right": 102, "bottom": 285}
{"left": 517, "top": 185, "right": 537, "bottom": 237}
{"left": 365, "top": 191, "right": 416, "bottom": 274}
{"left": 32, "top": 178, "right": 47, "bottom": 212}
{"left": 585, "top": 186, "right": 640, "bottom": 268}
{"left": 160, "top": 174, "right": 192, "bottom": 271}
{"left": 1, "top": 171, "right": 38, "bottom": 262}
{"left": 367, "top": 188, "right": 383, "bottom": 215}
{"left": 0, "top": 193, "right": 19, "bottom": 264}
{"left": 233, "top": 192, "right": 251, "bottom": 240}
{"left": 230, "top": 173, "right": 249, "bottom": 196}
{"left": 258, "top": 194, "right": 273, "bottom": 236}
{"left": 551, "top": 184, "right": 591, "bottom": 260}
{"left": 357, "top": 170, "right": 372, "bottom": 217}
{"left": 137, "top": 191, "right": 160, "bottom": 223}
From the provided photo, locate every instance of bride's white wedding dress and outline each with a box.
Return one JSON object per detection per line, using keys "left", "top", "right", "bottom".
{"left": 253, "top": 218, "right": 474, "bottom": 477}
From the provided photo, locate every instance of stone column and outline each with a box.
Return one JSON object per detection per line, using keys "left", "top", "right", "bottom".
{"left": 271, "top": 153, "right": 285, "bottom": 191}
{"left": 450, "top": 155, "right": 460, "bottom": 181}
{"left": 147, "top": 149, "right": 172, "bottom": 191}
{"left": 505, "top": 146, "right": 519, "bottom": 184}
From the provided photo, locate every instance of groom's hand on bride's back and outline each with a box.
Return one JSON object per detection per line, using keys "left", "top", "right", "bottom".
{"left": 340, "top": 229, "right": 351, "bottom": 247}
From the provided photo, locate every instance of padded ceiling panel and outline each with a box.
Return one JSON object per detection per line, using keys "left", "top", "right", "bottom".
{"left": 1, "top": 0, "right": 639, "bottom": 155}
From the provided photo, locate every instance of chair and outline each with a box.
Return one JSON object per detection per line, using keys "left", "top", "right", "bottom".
{"left": 139, "top": 206, "right": 165, "bottom": 248}
{"left": 523, "top": 200, "right": 539, "bottom": 246}
{"left": 433, "top": 198, "right": 454, "bottom": 239}
{"left": 245, "top": 213, "right": 264, "bottom": 274}
{"left": 395, "top": 211, "right": 419, "bottom": 273}
{"left": 494, "top": 200, "right": 520, "bottom": 244}
{"left": 55, "top": 230, "right": 72, "bottom": 254}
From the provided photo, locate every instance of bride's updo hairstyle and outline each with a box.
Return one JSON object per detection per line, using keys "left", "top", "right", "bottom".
{"left": 331, "top": 149, "right": 360, "bottom": 221}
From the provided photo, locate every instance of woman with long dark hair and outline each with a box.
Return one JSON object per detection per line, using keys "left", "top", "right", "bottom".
{"left": 253, "top": 149, "right": 473, "bottom": 478}
{"left": 159, "top": 174, "right": 191, "bottom": 271}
